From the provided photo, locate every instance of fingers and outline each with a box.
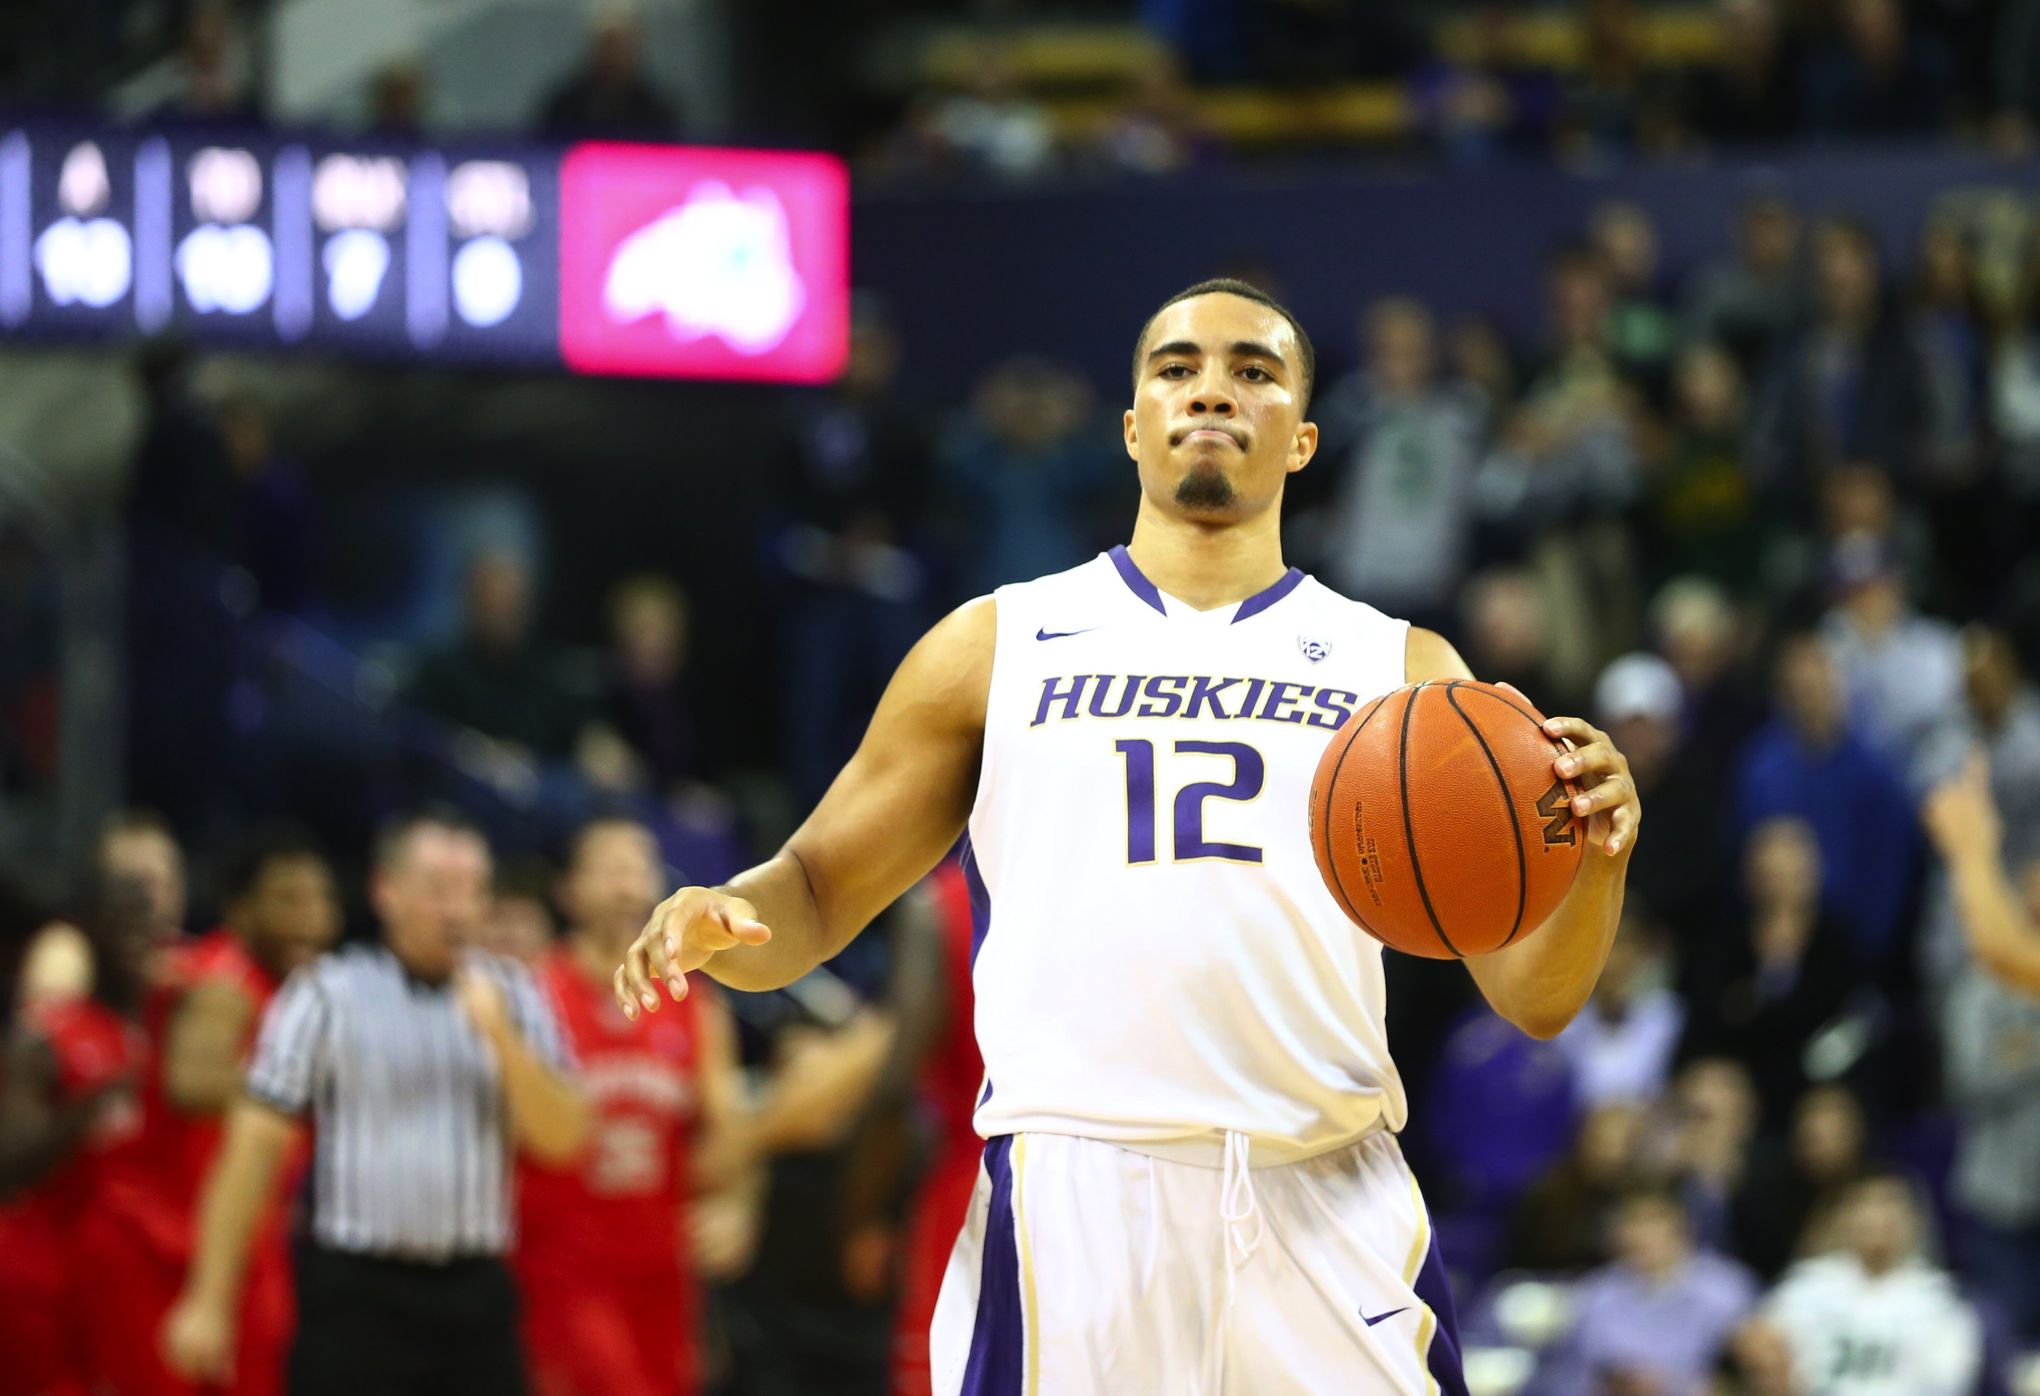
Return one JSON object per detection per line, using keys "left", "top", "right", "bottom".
{"left": 617, "top": 892, "right": 774, "bottom": 1019}
{"left": 1569, "top": 772, "right": 1634, "bottom": 822}
{"left": 1605, "top": 798, "right": 1640, "bottom": 858}
{"left": 1542, "top": 715, "right": 1605, "bottom": 748}
{"left": 1553, "top": 741, "right": 1620, "bottom": 782}
{"left": 615, "top": 920, "right": 666, "bottom": 1020}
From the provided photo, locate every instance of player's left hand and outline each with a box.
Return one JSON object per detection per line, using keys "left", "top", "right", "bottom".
{"left": 1508, "top": 691, "right": 1641, "bottom": 859}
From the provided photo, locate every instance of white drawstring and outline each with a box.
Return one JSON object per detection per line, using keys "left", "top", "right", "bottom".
{"left": 1208, "top": 1131, "right": 1265, "bottom": 1394}
{"left": 1142, "top": 1156, "right": 1161, "bottom": 1294}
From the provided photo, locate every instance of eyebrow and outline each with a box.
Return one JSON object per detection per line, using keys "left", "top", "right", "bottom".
{"left": 1146, "top": 339, "right": 1288, "bottom": 372}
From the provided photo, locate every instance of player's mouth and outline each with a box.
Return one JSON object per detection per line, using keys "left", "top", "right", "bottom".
{"left": 1173, "top": 424, "right": 1246, "bottom": 448}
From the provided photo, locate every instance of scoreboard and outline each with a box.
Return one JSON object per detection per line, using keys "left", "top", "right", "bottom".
{"left": 0, "top": 121, "right": 850, "bottom": 383}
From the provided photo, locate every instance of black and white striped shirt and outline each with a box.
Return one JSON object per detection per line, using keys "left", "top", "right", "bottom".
{"left": 245, "top": 942, "right": 574, "bottom": 1261}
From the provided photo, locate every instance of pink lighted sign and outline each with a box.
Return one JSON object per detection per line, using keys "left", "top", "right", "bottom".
{"left": 558, "top": 143, "right": 849, "bottom": 383}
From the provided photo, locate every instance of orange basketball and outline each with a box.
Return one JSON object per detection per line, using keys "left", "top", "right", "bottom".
{"left": 1307, "top": 680, "right": 1584, "bottom": 959}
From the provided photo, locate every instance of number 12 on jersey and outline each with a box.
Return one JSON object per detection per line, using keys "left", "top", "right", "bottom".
{"left": 1114, "top": 739, "right": 1265, "bottom": 865}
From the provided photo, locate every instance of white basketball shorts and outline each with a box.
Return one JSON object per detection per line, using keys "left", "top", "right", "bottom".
{"left": 928, "top": 1130, "right": 1468, "bottom": 1395}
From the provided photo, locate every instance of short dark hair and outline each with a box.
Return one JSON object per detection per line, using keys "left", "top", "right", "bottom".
{"left": 1131, "top": 278, "right": 1316, "bottom": 409}
{"left": 564, "top": 815, "right": 654, "bottom": 873}
{"left": 372, "top": 807, "right": 487, "bottom": 874}
{"left": 219, "top": 825, "right": 329, "bottom": 902}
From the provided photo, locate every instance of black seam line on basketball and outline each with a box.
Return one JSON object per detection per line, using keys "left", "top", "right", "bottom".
{"left": 1400, "top": 682, "right": 1463, "bottom": 959}
{"left": 1460, "top": 684, "right": 1574, "bottom": 772}
{"left": 1321, "top": 693, "right": 1390, "bottom": 936}
{"left": 1447, "top": 681, "right": 1528, "bottom": 949}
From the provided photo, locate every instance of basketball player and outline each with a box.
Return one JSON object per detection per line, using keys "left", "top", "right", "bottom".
{"left": 517, "top": 817, "right": 749, "bottom": 1396}
{"left": 0, "top": 877, "right": 156, "bottom": 1396}
{"left": 88, "top": 831, "right": 340, "bottom": 1396}
{"left": 615, "top": 280, "right": 1644, "bottom": 1393}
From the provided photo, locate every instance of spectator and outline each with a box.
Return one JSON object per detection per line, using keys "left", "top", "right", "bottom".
{"left": 485, "top": 855, "right": 556, "bottom": 967}
{"left": 367, "top": 59, "right": 429, "bottom": 137}
{"left": 1819, "top": 531, "right": 1962, "bottom": 774}
{"left": 1676, "top": 0, "right": 1796, "bottom": 148}
{"left": 1798, "top": 0, "right": 1958, "bottom": 139}
{"left": 1505, "top": 1103, "right": 1649, "bottom": 1275}
{"left": 939, "top": 355, "right": 1107, "bottom": 600}
{"left": 99, "top": 808, "right": 188, "bottom": 940}
{"left": 1458, "top": 568, "right": 1577, "bottom": 719}
{"left": 1556, "top": 0, "right": 1683, "bottom": 160}
{"left": 154, "top": 1, "right": 261, "bottom": 125}
{"left": 1751, "top": 217, "right": 1931, "bottom": 517}
{"left": 1758, "top": 1172, "right": 1983, "bottom": 1395}
{"left": 1986, "top": 230, "right": 2040, "bottom": 575}
{"left": 537, "top": 10, "right": 681, "bottom": 141}
{"left": 1591, "top": 202, "right": 1680, "bottom": 395}
{"left": 408, "top": 548, "right": 590, "bottom": 765}
{"left": 1731, "top": 1085, "right": 1876, "bottom": 1280}
{"left": 1085, "top": 51, "right": 1219, "bottom": 177}
{"left": 1650, "top": 575, "right": 1765, "bottom": 775}
{"left": 216, "top": 391, "right": 316, "bottom": 616}
{"left": 1556, "top": 908, "right": 1685, "bottom": 1109}
{"left": 1909, "top": 217, "right": 1987, "bottom": 496}
{"left": 1651, "top": 1057, "right": 1760, "bottom": 1255}
{"left": 1924, "top": 756, "right": 2040, "bottom": 1001}
{"left": 1684, "top": 817, "right": 1858, "bottom": 1127}
{"left": 1408, "top": 1, "right": 1562, "bottom": 167}
{"left": 1449, "top": 313, "right": 1521, "bottom": 417}
{"left": 1479, "top": 245, "right": 1645, "bottom": 533}
{"left": 1312, "top": 297, "right": 1485, "bottom": 631}
{"left": 1732, "top": 630, "right": 1918, "bottom": 968}
{"left": 774, "top": 297, "right": 931, "bottom": 803}
{"left": 1644, "top": 345, "right": 1768, "bottom": 600}
{"left": 922, "top": 44, "right": 1056, "bottom": 184}
{"left": 1586, "top": 653, "right": 1724, "bottom": 952}
{"left": 1685, "top": 192, "right": 1804, "bottom": 376}
{"left": 1535, "top": 1186, "right": 1759, "bottom": 1396}
{"left": 599, "top": 574, "right": 703, "bottom": 795}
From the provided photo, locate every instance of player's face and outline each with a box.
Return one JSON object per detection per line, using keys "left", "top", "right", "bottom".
{"left": 565, "top": 823, "right": 662, "bottom": 942}
{"left": 238, "top": 855, "right": 341, "bottom": 977}
{"left": 374, "top": 827, "right": 492, "bottom": 980}
{"left": 1124, "top": 294, "right": 1316, "bottom": 524}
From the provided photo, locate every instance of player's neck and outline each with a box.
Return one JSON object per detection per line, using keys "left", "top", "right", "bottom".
{"left": 1125, "top": 504, "right": 1289, "bottom": 612}
{"left": 568, "top": 930, "right": 629, "bottom": 984}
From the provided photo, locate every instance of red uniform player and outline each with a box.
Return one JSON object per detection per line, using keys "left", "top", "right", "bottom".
{"left": 515, "top": 818, "right": 747, "bottom": 1396}
{"left": 0, "top": 879, "right": 155, "bottom": 1396}
{"left": 92, "top": 832, "right": 339, "bottom": 1396}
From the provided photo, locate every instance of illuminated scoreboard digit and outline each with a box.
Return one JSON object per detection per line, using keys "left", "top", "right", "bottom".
{"left": 165, "top": 135, "right": 281, "bottom": 340}
{"left": 437, "top": 148, "right": 559, "bottom": 363}
{"left": 0, "top": 127, "right": 141, "bottom": 337}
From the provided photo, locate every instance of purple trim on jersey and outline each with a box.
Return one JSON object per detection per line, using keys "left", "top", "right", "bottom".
{"left": 1231, "top": 567, "right": 1306, "bottom": 624}
{"left": 1412, "top": 1231, "right": 1471, "bottom": 1396}
{"left": 960, "top": 1135, "right": 1024, "bottom": 1396}
{"left": 1106, "top": 545, "right": 1167, "bottom": 615}
{"left": 960, "top": 834, "right": 993, "bottom": 967}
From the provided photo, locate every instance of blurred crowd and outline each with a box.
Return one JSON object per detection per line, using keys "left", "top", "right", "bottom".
{"left": 18, "top": 0, "right": 2040, "bottom": 181}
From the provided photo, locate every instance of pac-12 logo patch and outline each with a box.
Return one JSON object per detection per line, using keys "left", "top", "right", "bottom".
{"left": 1298, "top": 634, "right": 1331, "bottom": 663}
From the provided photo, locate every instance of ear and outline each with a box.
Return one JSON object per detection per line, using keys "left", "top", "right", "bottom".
{"left": 1122, "top": 408, "right": 1139, "bottom": 463}
{"left": 1286, "top": 419, "right": 1319, "bottom": 475}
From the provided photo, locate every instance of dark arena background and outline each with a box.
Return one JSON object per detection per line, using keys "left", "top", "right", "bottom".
{"left": 4, "top": 1, "right": 2040, "bottom": 1394}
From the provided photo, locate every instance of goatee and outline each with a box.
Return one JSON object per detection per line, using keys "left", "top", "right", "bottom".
{"left": 1175, "top": 467, "right": 1238, "bottom": 511}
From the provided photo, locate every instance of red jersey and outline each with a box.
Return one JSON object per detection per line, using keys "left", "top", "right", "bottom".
{"left": 109, "top": 930, "right": 283, "bottom": 1259}
{"left": 0, "top": 996, "right": 145, "bottom": 1396}
{"left": 518, "top": 947, "right": 706, "bottom": 1281}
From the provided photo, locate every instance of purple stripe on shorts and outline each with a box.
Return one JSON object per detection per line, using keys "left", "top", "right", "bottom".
{"left": 1230, "top": 566, "right": 1305, "bottom": 624}
{"left": 959, "top": 1135, "right": 1024, "bottom": 1396}
{"left": 1107, "top": 545, "right": 1168, "bottom": 615}
{"left": 1412, "top": 1231, "right": 1470, "bottom": 1396}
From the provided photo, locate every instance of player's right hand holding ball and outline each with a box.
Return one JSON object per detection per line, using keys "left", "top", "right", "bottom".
{"left": 613, "top": 887, "right": 771, "bottom": 1018}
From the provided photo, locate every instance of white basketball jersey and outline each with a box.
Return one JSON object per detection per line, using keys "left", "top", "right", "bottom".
{"left": 966, "top": 546, "right": 1412, "bottom": 1165}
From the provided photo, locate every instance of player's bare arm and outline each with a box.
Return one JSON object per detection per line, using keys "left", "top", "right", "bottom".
{"left": 616, "top": 594, "right": 994, "bottom": 1014}
{"left": 0, "top": 1032, "right": 123, "bottom": 1198}
{"left": 1924, "top": 754, "right": 2040, "bottom": 996}
{"left": 161, "top": 1097, "right": 299, "bottom": 1382}
{"left": 1405, "top": 625, "right": 1640, "bottom": 1039}
{"left": 161, "top": 980, "right": 257, "bottom": 1114}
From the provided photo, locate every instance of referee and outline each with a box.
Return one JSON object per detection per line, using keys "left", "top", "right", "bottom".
{"left": 163, "top": 811, "right": 589, "bottom": 1396}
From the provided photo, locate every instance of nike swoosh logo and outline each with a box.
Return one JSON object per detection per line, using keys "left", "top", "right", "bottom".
{"left": 1035, "top": 626, "right": 1099, "bottom": 641}
{"left": 1361, "top": 1307, "right": 1409, "bottom": 1328}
